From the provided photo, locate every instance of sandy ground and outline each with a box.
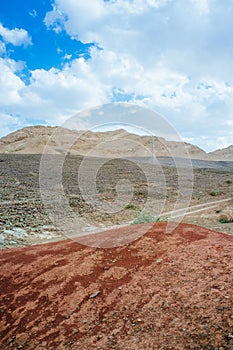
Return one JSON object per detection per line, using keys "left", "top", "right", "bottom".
{"left": 0, "top": 222, "right": 233, "bottom": 350}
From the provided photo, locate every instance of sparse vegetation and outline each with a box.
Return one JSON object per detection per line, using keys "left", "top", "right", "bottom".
{"left": 124, "top": 203, "right": 138, "bottom": 210}
{"left": 0, "top": 153, "right": 233, "bottom": 244}
{"left": 209, "top": 190, "right": 218, "bottom": 196}
{"left": 132, "top": 209, "right": 166, "bottom": 225}
{"left": 218, "top": 207, "right": 233, "bottom": 224}
{"left": 219, "top": 217, "right": 233, "bottom": 224}
{"left": 225, "top": 179, "right": 232, "bottom": 184}
{"left": 219, "top": 214, "right": 233, "bottom": 224}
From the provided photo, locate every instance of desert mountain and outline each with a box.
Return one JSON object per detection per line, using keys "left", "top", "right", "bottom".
{"left": 209, "top": 144, "right": 233, "bottom": 161}
{"left": 0, "top": 125, "right": 231, "bottom": 160}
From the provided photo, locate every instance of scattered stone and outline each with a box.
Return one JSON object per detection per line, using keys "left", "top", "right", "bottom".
{"left": 15, "top": 333, "right": 28, "bottom": 347}
{"left": 89, "top": 290, "right": 101, "bottom": 299}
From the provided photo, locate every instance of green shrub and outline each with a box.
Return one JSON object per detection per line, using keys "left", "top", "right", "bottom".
{"left": 125, "top": 203, "right": 138, "bottom": 210}
{"left": 218, "top": 210, "right": 233, "bottom": 224}
{"left": 209, "top": 191, "right": 217, "bottom": 196}
{"left": 225, "top": 179, "right": 232, "bottom": 184}
{"left": 132, "top": 209, "right": 166, "bottom": 225}
{"left": 218, "top": 218, "right": 233, "bottom": 224}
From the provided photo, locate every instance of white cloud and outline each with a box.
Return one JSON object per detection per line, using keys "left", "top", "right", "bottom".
{"left": 28, "top": 58, "right": 108, "bottom": 110}
{"left": 192, "top": 0, "right": 210, "bottom": 15}
{"left": 184, "top": 134, "right": 233, "bottom": 152}
{"left": 63, "top": 53, "right": 72, "bottom": 60}
{"left": 0, "top": 23, "right": 32, "bottom": 46}
{"left": 0, "top": 55, "right": 109, "bottom": 127}
{"left": 29, "top": 9, "right": 38, "bottom": 18}
{"left": 0, "top": 40, "right": 6, "bottom": 54}
{"left": 0, "top": 58, "right": 25, "bottom": 105}
{"left": 224, "top": 120, "right": 233, "bottom": 127}
{"left": 44, "top": 4, "right": 67, "bottom": 34}
{"left": 0, "top": 113, "right": 22, "bottom": 138}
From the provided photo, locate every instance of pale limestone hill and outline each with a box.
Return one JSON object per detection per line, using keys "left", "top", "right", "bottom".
{"left": 209, "top": 145, "right": 233, "bottom": 161}
{"left": 0, "top": 125, "right": 230, "bottom": 160}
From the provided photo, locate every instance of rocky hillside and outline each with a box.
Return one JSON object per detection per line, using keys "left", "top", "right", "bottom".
{"left": 0, "top": 125, "right": 231, "bottom": 160}
{"left": 210, "top": 144, "right": 233, "bottom": 161}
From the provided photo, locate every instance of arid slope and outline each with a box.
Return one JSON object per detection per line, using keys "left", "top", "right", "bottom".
{"left": 0, "top": 222, "right": 233, "bottom": 349}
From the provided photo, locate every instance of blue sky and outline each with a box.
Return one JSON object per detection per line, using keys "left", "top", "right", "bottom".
{"left": 0, "top": 1, "right": 92, "bottom": 73}
{"left": 0, "top": 0, "right": 232, "bottom": 151}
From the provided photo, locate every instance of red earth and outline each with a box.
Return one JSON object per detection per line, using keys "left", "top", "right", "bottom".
{"left": 0, "top": 222, "right": 233, "bottom": 350}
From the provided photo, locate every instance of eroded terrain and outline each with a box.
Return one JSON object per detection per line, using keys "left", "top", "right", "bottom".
{"left": 0, "top": 154, "right": 232, "bottom": 248}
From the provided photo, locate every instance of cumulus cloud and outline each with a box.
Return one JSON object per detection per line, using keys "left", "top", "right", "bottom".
{"left": 0, "top": 23, "right": 32, "bottom": 46}
{"left": 0, "top": 55, "right": 109, "bottom": 127}
{"left": 0, "top": 113, "right": 23, "bottom": 138}
{"left": 0, "top": 58, "right": 25, "bottom": 105}
{"left": 27, "top": 59, "right": 108, "bottom": 113}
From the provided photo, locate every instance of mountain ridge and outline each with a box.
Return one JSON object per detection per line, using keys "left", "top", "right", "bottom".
{"left": 0, "top": 125, "right": 232, "bottom": 160}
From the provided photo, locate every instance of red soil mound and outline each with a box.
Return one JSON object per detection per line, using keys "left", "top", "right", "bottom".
{"left": 0, "top": 222, "right": 233, "bottom": 350}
